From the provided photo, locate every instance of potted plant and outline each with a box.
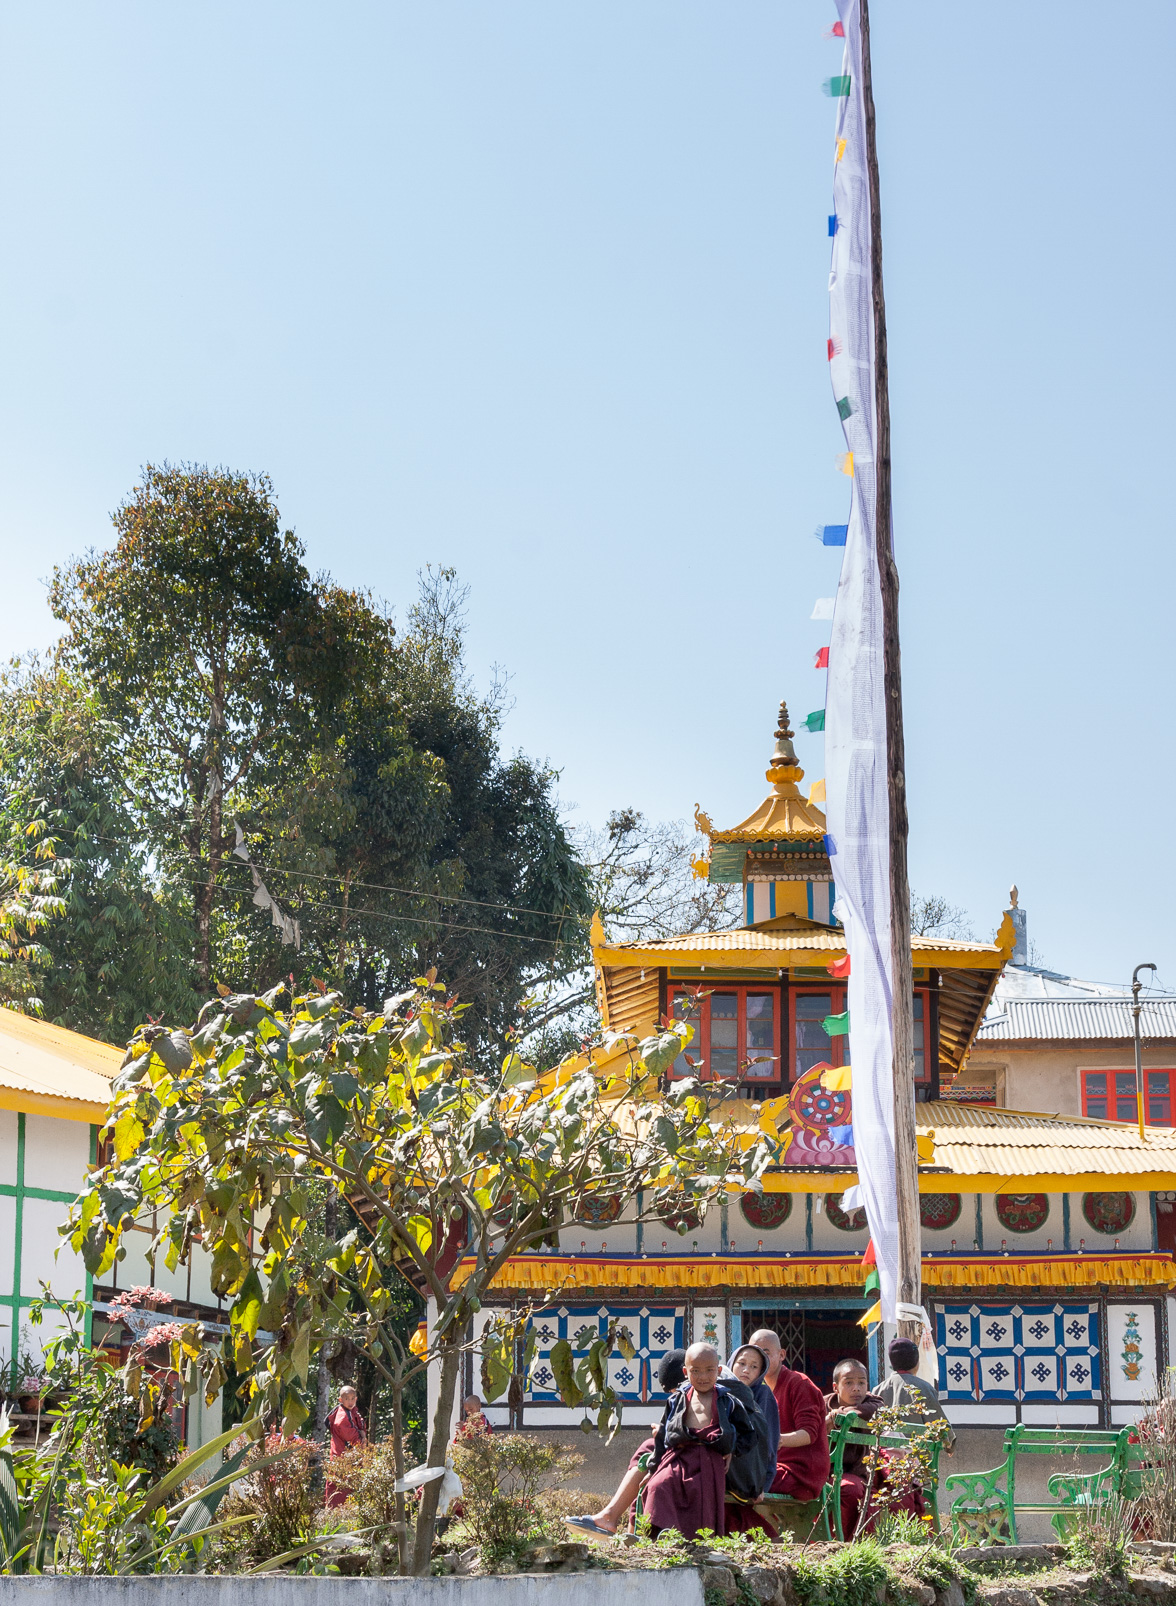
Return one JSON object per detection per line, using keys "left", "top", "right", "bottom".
{"left": 17, "top": 1369, "right": 43, "bottom": 1415}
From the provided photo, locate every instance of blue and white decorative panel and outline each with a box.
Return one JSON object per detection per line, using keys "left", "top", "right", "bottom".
{"left": 526, "top": 1304, "right": 685, "bottom": 1403}
{"left": 935, "top": 1303, "right": 1101, "bottom": 1404}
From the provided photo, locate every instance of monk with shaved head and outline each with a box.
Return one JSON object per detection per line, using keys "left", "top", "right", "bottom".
{"left": 641, "top": 1340, "right": 757, "bottom": 1538}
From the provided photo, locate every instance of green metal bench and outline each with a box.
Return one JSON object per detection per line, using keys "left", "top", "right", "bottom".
{"left": 945, "top": 1424, "right": 1135, "bottom": 1544}
{"left": 825, "top": 1414, "right": 944, "bottom": 1540}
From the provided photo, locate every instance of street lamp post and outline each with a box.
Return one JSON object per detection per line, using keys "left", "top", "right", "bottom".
{"left": 1133, "top": 962, "right": 1158, "bottom": 1143}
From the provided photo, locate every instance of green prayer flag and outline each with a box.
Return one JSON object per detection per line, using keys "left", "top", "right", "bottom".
{"left": 822, "top": 1011, "right": 850, "bottom": 1037}
{"left": 864, "top": 1269, "right": 880, "bottom": 1298}
{"left": 803, "top": 710, "right": 826, "bottom": 732}
{"left": 825, "top": 75, "right": 852, "bottom": 97}
{"left": 836, "top": 396, "right": 854, "bottom": 421}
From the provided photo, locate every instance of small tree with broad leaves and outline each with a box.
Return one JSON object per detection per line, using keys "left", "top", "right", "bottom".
{"left": 67, "top": 976, "right": 774, "bottom": 1573}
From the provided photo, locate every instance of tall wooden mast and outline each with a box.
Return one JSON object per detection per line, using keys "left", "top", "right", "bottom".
{"left": 857, "top": 0, "right": 921, "bottom": 1339}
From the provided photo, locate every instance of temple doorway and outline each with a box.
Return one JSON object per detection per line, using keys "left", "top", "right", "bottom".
{"left": 740, "top": 1306, "right": 869, "bottom": 1394}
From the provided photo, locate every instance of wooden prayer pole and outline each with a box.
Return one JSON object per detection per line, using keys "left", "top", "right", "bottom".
{"left": 858, "top": 0, "right": 921, "bottom": 1342}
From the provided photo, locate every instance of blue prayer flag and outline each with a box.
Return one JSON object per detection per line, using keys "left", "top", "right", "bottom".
{"left": 818, "top": 524, "right": 848, "bottom": 546}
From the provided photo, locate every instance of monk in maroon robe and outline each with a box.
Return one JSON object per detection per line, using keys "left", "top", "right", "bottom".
{"left": 325, "top": 1385, "right": 367, "bottom": 1508}
{"left": 643, "top": 1343, "right": 756, "bottom": 1540}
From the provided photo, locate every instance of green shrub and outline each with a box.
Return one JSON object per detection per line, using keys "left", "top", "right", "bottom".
{"left": 448, "top": 1430, "right": 584, "bottom": 1570}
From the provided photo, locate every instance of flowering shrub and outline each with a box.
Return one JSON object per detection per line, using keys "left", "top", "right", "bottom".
{"left": 448, "top": 1432, "right": 584, "bottom": 1570}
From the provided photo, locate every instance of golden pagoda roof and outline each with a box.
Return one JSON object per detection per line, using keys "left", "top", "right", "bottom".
{"left": 695, "top": 700, "right": 826, "bottom": 846}
{"left": 590, "top": 911, "right": 1013, "bottom": 972}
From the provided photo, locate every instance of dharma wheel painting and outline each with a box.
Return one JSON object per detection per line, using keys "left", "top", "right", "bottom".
{"left": 739, "top": 1191, "right": 793, "bottom": 1230}
{"left": 920, "top": 1193, "right": 962, "bottom": 1232}
{"left": 825, "top": 1192, "right": 868, "bottom": 1232}
{"left": 994, "top": 1193, "right": 1050, "bottom": 1234}
{"left": 575, "top": 1192, "right": 623, "bottom": 1228}
{"left": 1081, "top": 1191, "right": 1136, "bottom": 1235}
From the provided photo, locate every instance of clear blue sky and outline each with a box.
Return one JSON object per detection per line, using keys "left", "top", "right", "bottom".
{"left": 2, "top": 2, "right": 1173, "bottom": 987}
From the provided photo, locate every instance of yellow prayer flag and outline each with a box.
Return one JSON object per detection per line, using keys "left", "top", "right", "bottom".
{"left": 835, "top": 137, "right": 847, "bottom": 162}
{"left": 809, "top": 778, "right": 827, "bottom": 804}
{"left": 820, "top": 1065, "right": 853, "bottom": 1092}
{"left": 838, "top": 451, "right": 854, "bottom": 477}
{"left": 858, "top": 1300, "right": 882, "bottom": 1329}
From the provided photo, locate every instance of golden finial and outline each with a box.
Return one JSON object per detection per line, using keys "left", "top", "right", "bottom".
{"left": 766, "top": 700, "right": 804, "bottom": 788}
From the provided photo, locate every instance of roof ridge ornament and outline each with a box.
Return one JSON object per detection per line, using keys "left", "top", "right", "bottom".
{"left": 766, "top": 699, "right": 804, "bottom": 788}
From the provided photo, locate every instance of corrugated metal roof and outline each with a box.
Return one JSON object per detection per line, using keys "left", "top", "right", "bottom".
{"left": 0, "top": 1010, "right": 119, "bottom": 1118}
{"left": 597, "top": 923, "right": 1002, "bottom": 958}
{"left": 977, "top": 997, "right": 1176, "bottom": 1043}
{"left": 915, "top": 1099, "right": 1176, "bottom": 1177}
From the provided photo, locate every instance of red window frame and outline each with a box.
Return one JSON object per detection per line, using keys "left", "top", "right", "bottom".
{"left": 1082, "top": 1068, "right": 1173, "bottom": 1126}
{"left": 668, "top": 986, "right": 782, "bottom": 1084}
{"left": 787, "top": 986, "right": 931, "bottom": 1088}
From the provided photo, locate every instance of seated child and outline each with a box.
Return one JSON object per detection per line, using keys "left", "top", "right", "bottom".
{"left": 644, "top": 1342, "right": 756, "bottom": 1540}
{"left": 722, "top": 1344, "right": 780, "bottom": 1527}
{"left": 823, "top": 1358, "right": 881, "bottom": 1539}
{"left": 567, "top": 1350, "right": 686, "bottom": 1538}
{"left": 455, "top": 1394, "right": 493, "bottom": 1438}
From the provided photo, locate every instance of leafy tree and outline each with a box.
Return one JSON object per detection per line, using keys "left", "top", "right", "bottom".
{"left": 0, "top": 758, "right": 66, "bottom": 1015}
{"left": 67, "top": 976, "right": 772, "bottom": 1572}
{"left": 0, "top": 659, "right": 196, "bottom": 1038}
{"left": 49, "top": 463, "right": 361, "bottom": 992}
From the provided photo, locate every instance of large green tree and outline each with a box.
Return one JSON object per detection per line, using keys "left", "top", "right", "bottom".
{"left": 31, "top": 466, "right": 587, "bottom": 1059}
{"left": 0, "top": 660, "right": 196, "bottom": 1038}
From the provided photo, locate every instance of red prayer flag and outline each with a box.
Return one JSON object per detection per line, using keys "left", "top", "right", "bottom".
{"left": 863, "top": 1239, "right": 876, "bottom": 1267}
{"left": 814, "top": 646, "right": 829, "bottom": 669}
{"left": 827, "top": 955, "right": 851, "bottom": 978}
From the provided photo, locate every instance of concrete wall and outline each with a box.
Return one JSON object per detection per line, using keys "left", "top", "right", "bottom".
{"left": 977, "top": 1044, "right": 1176, "bottom": 1118}
{"left": 0, "top": 1576, "right": 703, "bottom": 1606}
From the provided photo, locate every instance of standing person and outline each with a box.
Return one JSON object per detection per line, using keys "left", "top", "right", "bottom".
{"left": 455, "top": 1394, "right": 492, "bottom": 1438}
{"left": 876, "top": 1338, "right": 956, "bottom": 1450}
{"left": 642, "top": 1343, "right": 757, "bottom": 1540}
{"left": 824, "top": 1358, "right": 881, "bottom": 1538}
{"left": 324, "top": 1384, "right": 368, "bottom": 1509}
{"left": 566, "top": 1350, "right": 686, "bottom": 1538}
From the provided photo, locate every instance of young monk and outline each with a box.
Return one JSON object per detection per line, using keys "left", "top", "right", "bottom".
{"left": 724, "top": 1344, "right": 780, "bottom": 1507}
{"left": 824, "top": 1358, "right": 881, "bottom": 1538}
{"left": 455, "top": 1394, "right": 493, "bottom": 1438}
{"left": 567, "top": 1350, "right": 687, "bottom": 1538}
{"left": 643, "top": 1342, "right": 756, "bottom": 1540}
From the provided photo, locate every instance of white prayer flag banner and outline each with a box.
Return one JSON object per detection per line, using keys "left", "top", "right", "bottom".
{"left": 824, "top": 0, "right": 900, "bottom": 1320}
{"left": 811, "top": 597, "right": 836, "bottom": 620}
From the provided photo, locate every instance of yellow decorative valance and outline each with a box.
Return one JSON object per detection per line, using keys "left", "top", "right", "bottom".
{"left": 454, "top": 1252, "right": 1176, "bottom": 1295}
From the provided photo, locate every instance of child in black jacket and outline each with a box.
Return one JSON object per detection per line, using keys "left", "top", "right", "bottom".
{"left": 644, "top": 1342, "right": 757, "bottom": 1538}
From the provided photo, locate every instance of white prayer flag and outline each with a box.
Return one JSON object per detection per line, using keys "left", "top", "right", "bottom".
{"left": 824, "top": 0, "right": 900, "bottom": 1321}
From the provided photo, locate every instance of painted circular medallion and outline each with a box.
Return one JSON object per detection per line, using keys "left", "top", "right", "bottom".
{"left": 791, "top": 1066, "right": 851, "bottom": 1134}
{"left": 657, "top": 1195, "right": 702, "bottom": 1234}
{"left": 575, "top": 1192, "right": 623, "bottom": 1228}
{"left": 1081, "top": 1191, "right": 1136, "bottom": 1235}
{"left": 825, "top": 1192, "right": 868, "bottom": 1232}
{"left": 739, "top": 1191, "right": 793, "bottom": 1230}
{"left": 994, "top": 1193, "right": 1050, "bottom": 1234}
{"left": 920, "top": 1193, "right": 962, "bottom": 1232}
